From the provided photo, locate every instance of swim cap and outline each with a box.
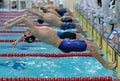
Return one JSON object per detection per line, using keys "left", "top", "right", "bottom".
{"left": 40, "top": 7, "right": 49, "bottom": 13}
{"left": 37, "top": 19, "right": 44, "bottom": 24}
{"left": 25, "top": 35, "right": 36, "bottom": 43}
{"left": 61, "top": 17, "right": 73, "bottom": 23}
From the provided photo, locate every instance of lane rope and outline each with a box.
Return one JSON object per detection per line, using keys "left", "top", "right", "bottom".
{"left": 0, "top": 39, "right": 41, "bottom": 42}
{"left": 0, "top": 24, "right": 50, "bottom": 27}
{"left": 0, "top": 30, "right": 79, "bottom": 33}
{"left": 0, "top": 76, "right": 116, "bottom": 81}
{"left": 0, "top": 52, "right": 93, "bottom": 57}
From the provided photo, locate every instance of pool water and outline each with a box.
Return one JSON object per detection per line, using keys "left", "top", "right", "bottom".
{"left": 0, "top": 57, "right": 117, "bottom": 78}
{"left": 0, "top": 42, "right": 62, "bottom": 53}
{"left": 0, "top": 16, "right": 118, "bottom": 78}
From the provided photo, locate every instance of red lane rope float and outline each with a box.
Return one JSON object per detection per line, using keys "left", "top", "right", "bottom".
{"left": 0, "top": 52, "right": 93, "bottom": 57}
{"left": 0, "top": 30, "right": 79, "bottom": 33}
{"left": 0, "top": 30, "right": 24, "bottom": 33}
{"left": 0, "top": 76, "right": 115, "bottom": 81}
{"left": 0, "top": 24, "right": 50, "bottom": 27}
{"left": 0, "top": 39, "right": 41, "bottom": 42}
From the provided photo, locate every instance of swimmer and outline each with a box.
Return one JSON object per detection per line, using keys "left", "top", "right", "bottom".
{"left": 32, "top": 0, "right": 58, "bottom": 10}
{"left": 25, "top": 8, "right": 87, "bottom": 37}
{"left": 34, "top": 6, "right": 78, "bottom": 23}
{"left": 12, "top": 29, "right": 93, "bottom": 48}
{"left": 3, "top": 14, "right": 116, "bottom": 68}
{"left": 37, "top": 6, "right": 77, "bottom": 23}
{"left": 32, "top": 1, "right": 74, "bottom": 17}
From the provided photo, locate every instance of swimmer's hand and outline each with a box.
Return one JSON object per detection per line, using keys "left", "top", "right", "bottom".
{"left": 23, "top": 9, "right": 29, "bottom": 13}
{"left": 23, "top": 8, "right": 32, "bottom": 13}
{"left": 25, "top": 8, "right": 34, "bottom": 13}
{"left": 3, "top": 22, "right": 12, "bottom": 30}
{"left": 12, "top": 41, "right": 17, "bottom": 47}
{"left": 32, "top": 3, "right": 40, "bottom": 8}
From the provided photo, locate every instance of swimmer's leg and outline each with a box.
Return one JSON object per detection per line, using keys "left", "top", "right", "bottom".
{"left": 75, "top": 23, "right": 87, "bottom": 38}
{"left": 86, "top": 43, "right": 116, "bottom": 68}
{"left": 66, "top": 8, "right": 74, "bottom": 17}
{"left": 71, "top": 18, "right": 78, "bottom": 23}
{"left": 76, "top": 33, "right": 101, "bottom": 50}
{"left": 26, "top": 8, "right": 44, "bottom": 19}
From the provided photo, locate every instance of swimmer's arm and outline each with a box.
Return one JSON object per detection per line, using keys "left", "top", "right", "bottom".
{"left": 13, "top": 35, "right": 25, "bottom": 47}
{"left": 55, "top": 6, "right": 60, "bottom": 10}
{"left": 49, "top": 9, "right": 60, "bottom": 17}
{"left": 26, "top": 8, "right": 44, "bottom": 19}
{"left": 47, "top": 0, "right": 51, "bottom": 4}
{"left": 4, "top": 16, "right": 21, "bottom": 24}
{"left": 32, "top": 3, "right": 44, "bottom": 8}
{"left": 75, "top": 24, "right": 88, "bottom": 38}
{"left": 54, "top": 11, "right": 60, "bottom": 17}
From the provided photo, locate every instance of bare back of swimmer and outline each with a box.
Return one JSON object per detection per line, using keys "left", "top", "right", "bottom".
{"left": 42, "top": 13, "right": 62, "bottom": 27}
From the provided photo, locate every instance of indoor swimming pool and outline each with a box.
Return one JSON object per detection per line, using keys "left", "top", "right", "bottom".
{"left": 0, "top": 13, "right": 118, "bottom": 79}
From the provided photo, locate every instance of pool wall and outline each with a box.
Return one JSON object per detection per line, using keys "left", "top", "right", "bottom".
{"left": 73, "top": 7, "right": 120, "bottom": 75}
